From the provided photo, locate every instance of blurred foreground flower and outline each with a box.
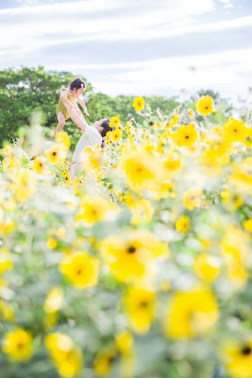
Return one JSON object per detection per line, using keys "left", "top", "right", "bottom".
{"left": 59, "top": 252, "right": 99, "bottom": 289}
{"left": 165, "top": 287, "right": 219, "bottom": 339}
{"left": 222, "top": 339, "right": 252, "bottom": 378}
{"left": 2, "top": 329, "right": 33, "bottom": 361}
{"left": 45, "top": 143, "right": 67, "bottom": 165}
{"left": 45, "top": 333, "right": 83, "bottom": 378}
{"left": 124, "top": 286, "right": 156, "bottom": 334}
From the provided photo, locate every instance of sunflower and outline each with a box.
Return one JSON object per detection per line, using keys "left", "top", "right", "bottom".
{"left": 32, "top": 157, "right": 46, "bottom": 174}
{"left": 111, "top": 130, "right": 122, "bottom": 142}
{"left": 164, "top": 286, "right": 219, "bottom": 339}
{"left": 132, "top": 97, "right": 145, "bottom": 112}
{"left": 222, "top": 340, "right": 252, "bottom": 378}
{"left": 223, "top": 117, "right": 249, "bottom": 145}
{"left": 124, "top": 286, "right": 155, "bottom": 333}
{"left": 196, "top": 95, "right": 214, "bottom": 116}
{"left": 109, "top": 116, "right": 120, "bottom": 127}
{"left": 2, "top": 329, "right": 33, "bottom": 361}
{"left": 45, "top": 144, "right": 67, "bottom": 165}
{"left": 176, "top": 124, "right": 198, "bottom": 148}
{"left": 59, "top": 251, "right": 99, "bottom": 289}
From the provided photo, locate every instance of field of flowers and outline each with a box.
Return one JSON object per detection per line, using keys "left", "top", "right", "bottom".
{"left": 0, "top": 95, "right": 252, "bottom": 378}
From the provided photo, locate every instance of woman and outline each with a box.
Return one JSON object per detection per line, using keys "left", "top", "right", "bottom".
{"left": 70, "top": 117, "right": 112, "bottom": 181}
{"left": 63, "top": 101, "right": 112, "bottom": 181}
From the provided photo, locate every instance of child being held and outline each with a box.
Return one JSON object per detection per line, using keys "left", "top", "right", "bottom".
{"left": 55, "top": 77, "right": 89, "bottom": 135}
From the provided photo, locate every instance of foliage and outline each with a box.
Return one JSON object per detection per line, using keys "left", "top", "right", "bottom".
{"left": 0, "top": 67, "right": 92, "bottom": 143}
{"left": 0, "top": 67, "right": 180, "bottom": 149}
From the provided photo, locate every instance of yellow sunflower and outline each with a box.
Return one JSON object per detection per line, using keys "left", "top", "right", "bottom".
{"left": 132, "top": 97, "right": 145, "bottom": 111}
{"left": 196, "top": 95, "right": 214, "bottom": 116}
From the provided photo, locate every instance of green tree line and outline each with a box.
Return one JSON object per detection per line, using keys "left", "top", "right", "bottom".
{"left": 0, "top": 67, "right": 179, "bottom": 148}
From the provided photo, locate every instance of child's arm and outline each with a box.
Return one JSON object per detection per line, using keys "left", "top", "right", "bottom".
{"left": 77, "top": 96, "right": 90, "bottom": 116}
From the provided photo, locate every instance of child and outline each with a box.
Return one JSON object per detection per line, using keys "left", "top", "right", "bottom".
{"left": 55, "top": 77, "right": 90, "bottom": 135}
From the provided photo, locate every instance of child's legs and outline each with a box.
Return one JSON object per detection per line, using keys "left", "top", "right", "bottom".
{"left": 56, "top": 112, "right": 66, "bottom": 134}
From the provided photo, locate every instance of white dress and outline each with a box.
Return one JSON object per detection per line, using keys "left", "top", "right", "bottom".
{"left": 73, "top": 125, "right": 102, "bottom": 163}
{"left": 70, "top": 125, "right": 102, "bottom": 180}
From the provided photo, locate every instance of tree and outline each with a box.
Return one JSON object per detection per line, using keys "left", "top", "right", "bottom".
{"left": 0, "top": 67, "right": 180, "bottom": 148}
{"left": 0, "top": 67, "right": 91, "bottom": 143}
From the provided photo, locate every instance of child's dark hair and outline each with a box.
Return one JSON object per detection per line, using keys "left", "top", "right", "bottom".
{"left": 100, "top": 119, "right": 113, "bottom": 137}
{"left": 69, "top": 77, "right": 86, "bottom": 90}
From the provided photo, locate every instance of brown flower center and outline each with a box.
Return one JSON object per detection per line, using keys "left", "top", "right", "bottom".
{"left": 127, "top": 246, "right": 136, "bottom": 254}
{"left": 17, "top": 341, "right": 25, "bottom": 350}
{"left": 76, "top": 268, "right": 83, "bottom": 276}
{"left": 185, "top": 135, "right": 189, "bottom": 139}
{"left": 241, "top": 346, "right": 252, "bottom": 355}
{"left": 139, "top": 301, "right": 148, "bottom": 308}
{"left": 52, "top": 152, "right": 57, "bottom": 156}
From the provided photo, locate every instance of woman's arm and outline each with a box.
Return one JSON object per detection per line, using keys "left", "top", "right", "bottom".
{"left": 64, "top": 101, "right": 88, "bottom": 132}
{"left": 60, "top": 89, "right": 75, "bottom": 109}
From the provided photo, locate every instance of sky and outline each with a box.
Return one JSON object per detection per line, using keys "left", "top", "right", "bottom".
{"left": 0, "top": 0, "right": 252, "bottom": 101}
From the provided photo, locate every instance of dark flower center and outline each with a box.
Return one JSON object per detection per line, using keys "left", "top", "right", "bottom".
{"left": 241, "top": 346, "right": 252, "bottom": 355}
{"left": 108, "top": 355, "right": 117, "bottom": 364}
{"left": 17, "top": 342, "right": 25, "bottom": 350}
{"left": 185, "top": 135, "right": 189, "bottom": 139}
{"left": 52, "top": 152, "right": 57, "bottom": 156}
{"left": 127, "top": 246, "right": 136, "bottom": 254}
{"left": 205, "top": 106, "right": 209, "bottom": 109}
{"left": 139, "top": 301, "right": 148, "bottom": 308}
{"left": 234, "top": 129, "right": 237, "bottom": 132}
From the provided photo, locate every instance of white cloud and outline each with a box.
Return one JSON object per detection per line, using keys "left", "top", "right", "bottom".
{"left": 15, "top": 0, "right": 40, "bottom": 5}
{"left": 219, "top": 0, "right": 234, "bottom": 9}
{"left": 1, "top": 0, "right": 120, "bottom": 15}
{"left": 45, "top": 48, "right": 252, "bottom": 101}
{"left": 0, "top": 0, "right": 251, "bottom": 101}
{"left": 0, "top": 0, "right": 216, "bottom": 53}
{"left": 0, "top": 0, "right": 250, "bottom": 59}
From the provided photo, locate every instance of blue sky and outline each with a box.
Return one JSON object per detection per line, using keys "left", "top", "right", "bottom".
{"left": 0, "top": 0, "right": 252, "bottom": 101}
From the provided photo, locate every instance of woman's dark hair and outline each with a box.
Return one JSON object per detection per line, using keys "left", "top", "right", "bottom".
{"left": 69, "top": 77, "right": 86, "bottom": 90}
{"left": 100, "top": 119, "right": 113, "bottom": 137}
